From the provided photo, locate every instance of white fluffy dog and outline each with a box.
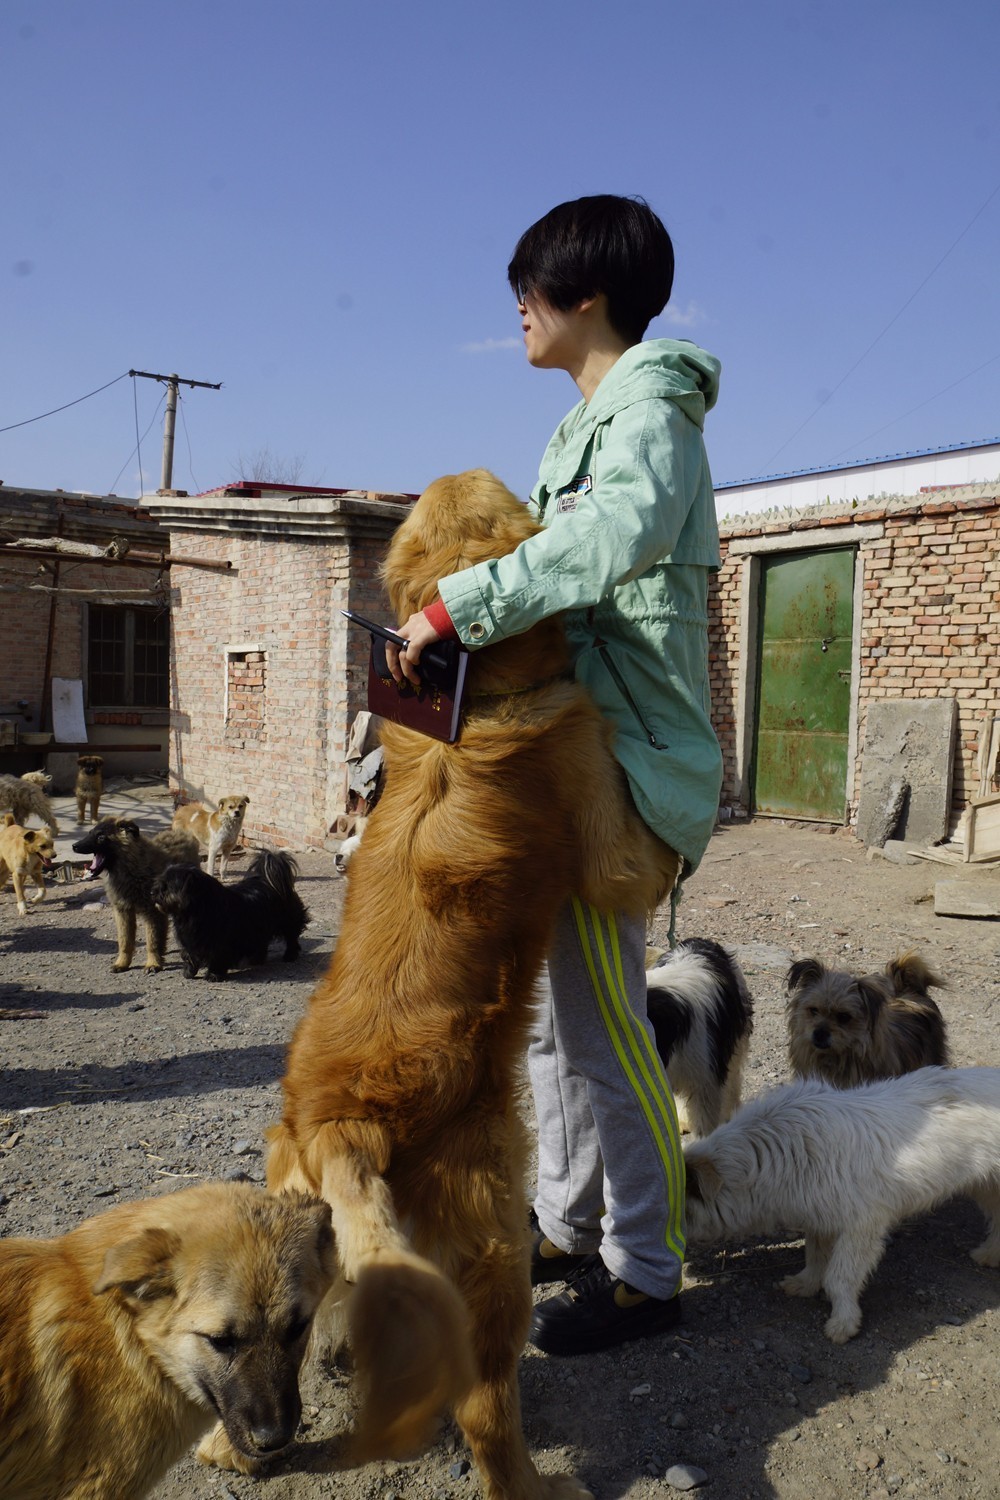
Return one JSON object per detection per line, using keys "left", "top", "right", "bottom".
{"left": 683, "top": 1066, "right": 1000, "bottom": 1343}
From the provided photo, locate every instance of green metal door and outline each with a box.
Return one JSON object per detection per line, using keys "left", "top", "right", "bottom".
{"left": 753, "top": 547, "right": 854, "bottom": 822}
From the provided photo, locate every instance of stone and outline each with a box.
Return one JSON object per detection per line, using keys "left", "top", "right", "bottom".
{"left": 934, "top": 879, "right": 1000, "bottom": 919}
{"left": 857, "top": 699, "right": 957, "bottom": 847}
{"left": 664, "top": 1464, "right": 708, "bottom": 1491}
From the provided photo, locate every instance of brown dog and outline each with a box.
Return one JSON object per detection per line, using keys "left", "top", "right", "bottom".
{"left": 75, "top": 753, "right": 105, "bottom": 823}
{"left": 0, "top": 814, "right": 56, "bottom": 917}
{"left": 71, "top": 817, "right": 201, "bottom": 972}
{"left": 266, "top": 470, "right": 677, "bottom": 1500}
{"left": 786, "top": 951, "right": 949, "bottom": 1087}
{"left": 173, "top": 794, "right": 249, "bottom": 877}
{"left": 0, "top": 1180, "right": 336, "bottom": 1500}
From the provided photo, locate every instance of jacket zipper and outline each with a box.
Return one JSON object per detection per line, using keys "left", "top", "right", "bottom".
{"left": 597, "top": 644, "right": 668, "bottom": 750}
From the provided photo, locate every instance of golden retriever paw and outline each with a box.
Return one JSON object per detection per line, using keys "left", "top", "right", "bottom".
{"left": 195, "top": 1421, "right": 265, "bottom": 1475}
{"left": 112, "top": 959, "right": 132, "bottom": 972}
{"left": 144, "top": 960, "right": 164, "bottom": 973}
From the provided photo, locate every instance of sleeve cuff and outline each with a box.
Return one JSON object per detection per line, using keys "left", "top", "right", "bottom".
{"left": 423, "top": 598, "right": 459, "bottom": 641}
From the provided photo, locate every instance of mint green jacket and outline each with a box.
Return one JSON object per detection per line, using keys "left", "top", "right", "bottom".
{"left": 439, "top": 339, "right": 724, "bottom": 871}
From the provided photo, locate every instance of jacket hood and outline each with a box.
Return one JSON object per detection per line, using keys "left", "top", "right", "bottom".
{"left": 584, "top": 338, "right": 720, "bottom": 433}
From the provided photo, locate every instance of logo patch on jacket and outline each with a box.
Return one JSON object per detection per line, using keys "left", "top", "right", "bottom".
{"left": 555, "top": 475, "right": 592, "bottom": 513}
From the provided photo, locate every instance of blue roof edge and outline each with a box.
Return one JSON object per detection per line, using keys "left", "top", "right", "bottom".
{"left": 715, "top": 436, "right": 1000, "bottom": 491}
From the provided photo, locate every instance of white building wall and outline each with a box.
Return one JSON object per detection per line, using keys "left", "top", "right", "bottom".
{"left": 715, "top": 441, "right": 1000, "bottom": 519}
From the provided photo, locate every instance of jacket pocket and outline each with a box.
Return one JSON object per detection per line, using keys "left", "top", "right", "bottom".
{"left": 597, "top": 645, "right": 669, "bottom": 750}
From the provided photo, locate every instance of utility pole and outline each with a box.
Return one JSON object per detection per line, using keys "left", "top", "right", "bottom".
{"left": 129, "top": 369, "right": 222, "bottom": 492}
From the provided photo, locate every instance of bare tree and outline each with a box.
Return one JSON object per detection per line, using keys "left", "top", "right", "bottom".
{"left": 231, "top": 446, "right": 316, "bottom": 485}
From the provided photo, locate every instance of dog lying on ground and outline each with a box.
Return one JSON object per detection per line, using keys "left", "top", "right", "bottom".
{"left": 786, "top": 951, "right": 948, "bottom": 1087}
{"left": 151, "top": 850, "right": 308, "bottom": 980}
{"left": 646, "top": 938, "right": 754, "bottom": 1136}
{"left": 684, "top": 1066, "right": 1000, "bottom": 1343}
{"left": 173, "top": 794, "right": 250, "bottom": 877}
{"left": 0, "top": 1180, "right": 335, "bottom": 1500}
{"left": 0, "top": 814, "right": 56, "bottom": 917}
{"left": 72, "top": 817, "right": 201, "bottom": 972}
{"left": 0, "top": 771, "right": 60, "bottom": 834}
{"left": 262, "top": 470, "right": 676, "bottom": 1500}
{"left": 75, "top": 753, "right": 105, "bottom": 823}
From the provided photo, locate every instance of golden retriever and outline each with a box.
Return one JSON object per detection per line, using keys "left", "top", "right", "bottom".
{"left": 266, "top": 469, "right": 678, "bottom": 1500}
{"left": 173, "top": 794, "right": 250, "bottom": 877}
{"left": 0, "top": 813, "right": 56, "bottom": 916}
{"left": 0, "top": 1180, "right": 335, "bottom": 1500}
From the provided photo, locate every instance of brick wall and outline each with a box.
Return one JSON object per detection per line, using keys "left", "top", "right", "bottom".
{"left": 0, "top": 490, "right": 168, "bottom": 773}
{"left": 153, "top": 491, "right": 409, "bottom": 850}
{"left": 712, "top": 487, "right": 1000, "bottom": 829}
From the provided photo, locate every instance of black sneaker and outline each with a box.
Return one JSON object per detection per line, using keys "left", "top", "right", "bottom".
{"left": 529, "top": 1254, "right": 681, "bottom": 1355}
{"left": 530, "top": 1229, "right": 592, "bottom": 1286}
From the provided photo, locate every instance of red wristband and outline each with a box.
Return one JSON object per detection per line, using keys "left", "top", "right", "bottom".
{"left": 423, "top": 598, "right": 459, "bottom": 641}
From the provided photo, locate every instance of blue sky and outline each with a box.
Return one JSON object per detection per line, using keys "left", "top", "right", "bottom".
{"left": 3, "top": 0, "right": 998, "bottom": 504}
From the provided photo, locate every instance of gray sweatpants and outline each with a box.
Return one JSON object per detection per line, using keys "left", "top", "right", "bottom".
{"left": 528, "top": 897, "right": 685, "bottom": 1300}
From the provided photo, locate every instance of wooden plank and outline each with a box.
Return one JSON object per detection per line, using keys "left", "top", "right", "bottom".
{"left": 965, "top": 793, "right": 1000, "bottom": 864}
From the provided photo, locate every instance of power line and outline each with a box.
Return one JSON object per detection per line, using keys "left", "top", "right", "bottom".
{"left": 107, "top": 389, "right": 165, "bottom": 496}
{"left": 828, "top": 352, "right": 1000, "bottom": 463}
{"left": 762, "top": 177, "right": 1000, "bottom": 469}
{"left": 0, "top": 371, "right": 130, "bottom": 434}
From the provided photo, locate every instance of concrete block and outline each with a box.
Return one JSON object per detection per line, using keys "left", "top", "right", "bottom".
{"left": 934, "top": 878, "right": 1000, "bottom": 919}
{"left": 857, "top": 699, "right": 957, "bottom": 847}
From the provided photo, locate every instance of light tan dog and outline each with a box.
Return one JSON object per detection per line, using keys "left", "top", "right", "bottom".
{"left": 0, "top": 1180, "right": 336, "bottom": 1500}
{"left": 173, "top": 794, "right": 250, "bottom": 877}
{"left": 0, "top": 814, "right": 56, "bottom": 916}
{"left": 75, "top": 753, "right": 105, "bottom": 823}
{"left": 266, "top": 470, "right": 677, "bottom": 1500}
{"left": 0, "top": 771, "right": 60, "bottom": 834}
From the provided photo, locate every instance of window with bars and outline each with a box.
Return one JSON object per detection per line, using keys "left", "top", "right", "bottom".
{"left": 87, "top": 606, "right": 169, "bottom": 707}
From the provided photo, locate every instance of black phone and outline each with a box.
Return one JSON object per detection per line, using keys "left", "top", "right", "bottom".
{"left": 340, "top": 610, "right": 465, "bottom": 692}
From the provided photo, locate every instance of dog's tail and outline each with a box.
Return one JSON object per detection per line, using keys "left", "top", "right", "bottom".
{"left": 268, "top": 1121, "right": 475, "bottom": 1461}
{"left": 248, "top": 848, "right": 300, "bottom": 896}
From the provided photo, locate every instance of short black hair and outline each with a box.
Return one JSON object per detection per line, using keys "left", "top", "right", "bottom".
{"left": 507, "top": 194, "right": 674, "bottom": 345}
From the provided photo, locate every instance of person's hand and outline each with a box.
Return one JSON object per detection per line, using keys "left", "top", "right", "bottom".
{"left": 385, "top": 611, "right": 442, "bottom": 686}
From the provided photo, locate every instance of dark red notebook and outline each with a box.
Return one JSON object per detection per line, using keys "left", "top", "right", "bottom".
{"left": 343, "top": 611, "right": 470, "bottom": 744}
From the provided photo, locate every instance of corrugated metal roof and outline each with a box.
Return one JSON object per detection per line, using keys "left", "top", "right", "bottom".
{"left": 715, "top": 436, "right": 1000, "bottom": 491}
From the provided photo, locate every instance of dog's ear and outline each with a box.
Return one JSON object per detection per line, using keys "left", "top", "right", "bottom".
{"left": 94, "top": 1227, "right": 180, "bottom": 1302}
{"left": 786, "top": 957, "right": 826, "bottom": 994}
{"left": 116, "top": 820, "right": 141, "bottom": 841}
{"left": 3, "top": 812, "right": 15, "bottom": 827}
{"left": 886, "top": 951, "right": 944, "bottom": 995}
{"left": 24, "top": 830, "right": 40, "bottom": 846}
{"left": 684, "top": 1153, "right": 721, "bottom": 1203}
{"left": 303, "top": 1199, "right": 337, "bottom": 1277}
{"left": 855, "top": 977, "right": 887, "bottom": 1029}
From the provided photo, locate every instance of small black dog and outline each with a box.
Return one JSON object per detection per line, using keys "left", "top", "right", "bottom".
{"left": 151, "top": 850, "right": 308, "bottom": 980}
{"left": 646, "top": 937, "right": 755, "bottom": 1136}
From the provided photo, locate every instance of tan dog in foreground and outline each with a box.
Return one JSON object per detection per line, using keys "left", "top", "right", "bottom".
{"left": 0, "top": 1180, "right": 335, "bottom": 1500}
{"left": 266, "top": 471, "right": 677, "bottom": 1500}
{"left": 0, "top": 814, "right": 56, "bottom": 916}
{"left": 173, "top": 794, "right": 250, "bottom": 877}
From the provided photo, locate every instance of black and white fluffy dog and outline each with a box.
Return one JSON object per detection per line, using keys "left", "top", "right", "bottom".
{"left": 151, "top": 850, "right": 308, "bottom": 980}
{"left": 646, "top": 938, "right": 754, "bottom": 1136}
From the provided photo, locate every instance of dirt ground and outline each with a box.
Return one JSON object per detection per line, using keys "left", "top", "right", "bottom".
{"left": 2, "top": 785, "right": 1000, "bottom": 1500}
